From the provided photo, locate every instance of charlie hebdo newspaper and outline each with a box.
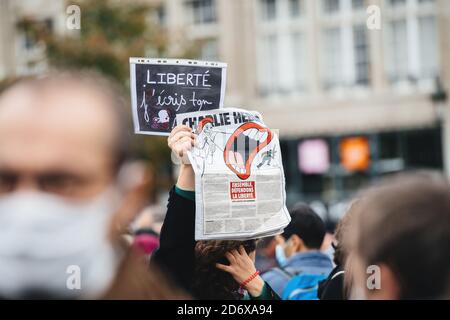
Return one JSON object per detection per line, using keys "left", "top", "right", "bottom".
{"left": 176, "top": 108, "right": 291, "bottom": 240}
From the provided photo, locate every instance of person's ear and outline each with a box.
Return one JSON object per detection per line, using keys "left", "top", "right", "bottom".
{"left": 367, "top": 264, "right": 401, "bottom": 300}
{"left": 290, "top": 234, "right": 305, "bottom": 253}
{"left": 109, "top": 162, "right": 152, "bottom": 241}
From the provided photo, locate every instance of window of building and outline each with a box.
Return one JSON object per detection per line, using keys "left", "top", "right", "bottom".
{"left": 352, "top": 0, "right": 365, "bottom": 10}
{"left": 404, "top": 128, "right": 443, "bottom": 169}
{"left": 257, "top": 0, "right": 306, "bottom": 96}
{"left": 322, "top": 27, "right": 343, "bottom": 88}
{"left": 156, "top": 5, "right": 167, "bottom": 27}
{"left": 320, "top": 0, "right": 371, "bottom": 89}
{"left": 289, "top": 0, "right": 302, "bottom": 17}
{"left": 260, "top": 0, "right": 277, "bottom": 21}
{"left": 20, "top": 18, "right": 53, "bottom": 51}
{"left": 388, "top": 0, "right": 406, "bottom": 7}
{"left": 16, "top": 18, "right": 53, "bottom": 76}
{"left": 292, "top": 32, "right": 307, "bottom": 90}
{"left": 185, "top": 0, "right": 217, "bottom": 25}
{"left": 259, "top": 34, "right": 280, "bottom": 95}
{"left": 385, "top": 0, "right": 438, "bottom": 85}
{"left": 418, "top": 16, "right": 438, "bottom": 78}
{"left": 323, "top": 0, "right": 340, "bottom": 14}
{"left": 386, "top": 19, "right": 408, "bottom": 82}
{"left": 199, "top": 38, "right": 219, "bottom": 61}
{"left": 353, "top": 24, "right": 370, "bottom": 85}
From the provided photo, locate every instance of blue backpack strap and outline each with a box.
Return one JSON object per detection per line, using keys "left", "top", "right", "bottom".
{"left": 282, "top": 273, "right": 328, "bottom": 300}
{"left": 272, "top": 266, "right": 300, "bottom": 280}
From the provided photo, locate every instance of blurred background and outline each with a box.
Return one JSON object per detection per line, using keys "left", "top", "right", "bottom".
{"left": 0, "top": 0, "right": 449, "bottom": 225}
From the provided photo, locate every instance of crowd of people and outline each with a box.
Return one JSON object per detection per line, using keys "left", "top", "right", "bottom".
{"left": 0, "top": 70, "right": 449, "bottom": 300}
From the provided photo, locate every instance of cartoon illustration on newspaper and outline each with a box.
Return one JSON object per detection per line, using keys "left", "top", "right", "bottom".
{"left": 177, "top": 108, "right": 291, "bottom": 241}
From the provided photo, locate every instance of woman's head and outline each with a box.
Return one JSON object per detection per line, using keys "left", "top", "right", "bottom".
{"left": 194, "top": 240, "right": 257, "bottom": 300}
{"left": 349, "top": 173, "right": 450, "bottom": 300}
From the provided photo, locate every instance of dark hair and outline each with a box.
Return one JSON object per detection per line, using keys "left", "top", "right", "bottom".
{"left": 0, "top": 69, "right": 131, "bottom": 172}
{"left": 353, "top": 173, "right": 450, "bottom": 299}
{"left": 333, "top": 200, "right": 360, "bottom": 266}
{"left": 194, "top": 240, "right": 257, "bottom": 300}
{"left": 283, "top": 203, "right": 326, "bottom": 249}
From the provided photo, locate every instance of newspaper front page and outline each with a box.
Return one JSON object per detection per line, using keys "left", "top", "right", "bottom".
{"left": 177, "top": 108, "right": 291, "bottom": 240}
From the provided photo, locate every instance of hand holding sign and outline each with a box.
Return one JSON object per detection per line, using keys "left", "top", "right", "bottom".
{"left": 168, "top": 125, "right": 196, "bottom": 159}
{"left": 176, "top": 108, "right": 291, "bottom": 241}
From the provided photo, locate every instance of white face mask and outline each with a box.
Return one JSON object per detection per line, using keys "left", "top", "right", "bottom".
{"left": 275, "top": 244, "right": 287, "bottom": 267}
{"left": 0, "top": 190, "right": 121, "bottom": 299}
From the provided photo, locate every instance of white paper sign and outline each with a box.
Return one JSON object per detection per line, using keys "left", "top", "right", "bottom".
{"left": 177, "top": 108, "right": 291, "bottom": 240}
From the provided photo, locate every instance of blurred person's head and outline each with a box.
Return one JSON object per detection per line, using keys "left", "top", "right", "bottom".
{"left": 349, "top": 173, "right": 450, "bottom": 300}
{"left": 131, "top": 207, "right": 162, "bottom": 257}
{"left": 334, "top": 200, "right": 360, "bottom": 267}
{"left": 322, "top": 200, "right": 361, "bottom": 299}
{"left": 194, "top": 240, "right": 257, "bottom": 299}
{"left": 133, "top": 231, "right": 159, "bottom": 257}
{"left": 320, "top": 221, "right": 337, "bottom": 254}
{"left": 254, "top": 236, "right": 278, "bottom": 273}
{"left": 0, "top": 70, "right": 149, "bottom": 299}
{"left": 276, "top": 204, "right": 326, "bottom": 265}
{"left": 256, "top": 236, "right": 277, "bottom": 257}
{"left": 131, "top": 204, "right": 165, "bottom": 234}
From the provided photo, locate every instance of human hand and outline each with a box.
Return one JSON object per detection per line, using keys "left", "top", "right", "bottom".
{"left": 168, "top": 125, "right": 196, "bottom": 191}
{"left": 168, "top": 125, "right": 196, "bottom": 161}
{"left": 216, "top": 246, "right": 265, "bottom": 297}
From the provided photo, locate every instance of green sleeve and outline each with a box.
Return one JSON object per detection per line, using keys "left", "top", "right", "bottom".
{"left": 248, "top": 282, "right": 271, "bottom": 301}
{"left": 174, "top": 185, "right": 195, "bottom": 201}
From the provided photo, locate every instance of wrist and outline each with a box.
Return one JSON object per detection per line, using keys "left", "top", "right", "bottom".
{"left": 244, "top": 275, "right": 265, "bottom": 298}
{"left": 177, "top": 164, "right": 195, "bottom": 191}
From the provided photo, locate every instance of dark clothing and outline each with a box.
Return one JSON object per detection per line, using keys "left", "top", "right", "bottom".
{"left": 152, "top": 186, "right": 279, "bottom": 300}
{"left": 152, "top": 187, "right": 196, "bottom": 294}
{"left": 318, "top": 265, "right": 346, "bottom": 300}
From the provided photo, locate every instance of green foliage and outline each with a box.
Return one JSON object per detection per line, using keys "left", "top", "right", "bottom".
{"left": 47, "top": 0, "right": 166, "bottom": 85}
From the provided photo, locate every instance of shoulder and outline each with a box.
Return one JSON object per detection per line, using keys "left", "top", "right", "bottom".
{"left": 262, "top": 267, "right": 292, "bottom": 282}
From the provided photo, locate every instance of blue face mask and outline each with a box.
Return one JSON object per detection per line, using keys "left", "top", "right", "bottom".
{"left": 275, "top": 244, "right": 287, "bottom": 267}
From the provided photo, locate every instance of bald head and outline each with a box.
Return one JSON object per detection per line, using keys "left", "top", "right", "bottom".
{"left": 0, "top": 71, "right": 130, "bottom": 199}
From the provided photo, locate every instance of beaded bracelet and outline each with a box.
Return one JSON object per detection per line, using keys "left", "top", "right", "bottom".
{"left": 240, "top": 270, "right": 260, "bottom": 288}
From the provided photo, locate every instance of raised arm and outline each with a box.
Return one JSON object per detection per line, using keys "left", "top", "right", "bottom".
{"left": 169, "top": 125, "right": 196, "bottom": 190}
{"left": 152, "top": 125, "right": 197, "bottom": 294}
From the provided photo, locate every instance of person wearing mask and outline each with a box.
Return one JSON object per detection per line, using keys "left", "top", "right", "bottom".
{"left": 347, "top": 173, "right": 450, "bottom": 300}
{"left": 153, "top": 125, "right": 279, "bottom": 300}
{"left": 0, "top": 71, "right": 183, "bottom": 299}
{"left": 262, "top": 204, "right": 333, "bottom": 299}
{"left": 130, "top": 206, "right": 162, "bottom": 258}
{"left": 132, "top": 227, "right": 160, "bottom": 259}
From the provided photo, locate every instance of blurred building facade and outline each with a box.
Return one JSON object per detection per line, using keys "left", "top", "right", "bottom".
{"left": 1, "top": 0, "right": 450, "bottom": 216}
{"left": 0, "top": 0, "right": 67, "bottom": 79}
{"left": 159, "top": 0, "right": 450, "bottom": 213}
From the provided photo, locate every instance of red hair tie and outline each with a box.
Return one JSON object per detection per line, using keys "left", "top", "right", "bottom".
{"left": 240, "top": 270, "right": 260, "bottom": 288}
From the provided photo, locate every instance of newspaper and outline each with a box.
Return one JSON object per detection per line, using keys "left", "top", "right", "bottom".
{"left": 176, "top": 108, "right": 291, "bottom": 240}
